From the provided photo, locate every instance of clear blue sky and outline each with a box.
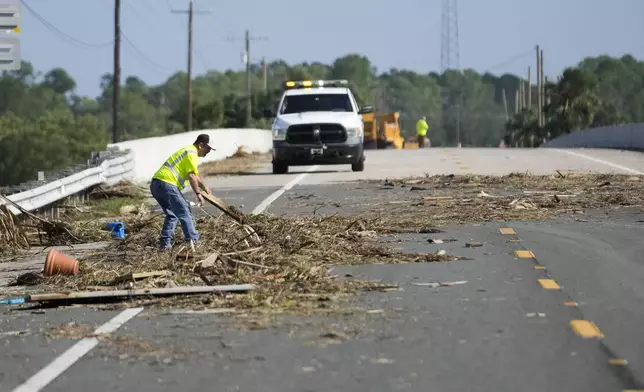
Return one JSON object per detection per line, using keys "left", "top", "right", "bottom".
{"left": 17, "top": 0, "right": 644, "bottom": 98}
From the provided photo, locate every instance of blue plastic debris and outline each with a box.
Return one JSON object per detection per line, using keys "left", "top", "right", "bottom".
{"left": 105, "top": 221, "right": 126, "bottom": 240}
{"left": 0, "top": 298, "right": 25, "bottom": 305}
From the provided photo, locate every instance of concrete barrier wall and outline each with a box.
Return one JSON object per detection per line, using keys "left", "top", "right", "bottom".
{"left": 109, "top": 128, "right": 272, "bottom": 183}
{"left": 542, "top": 123, "right": 644, "bottom": 150}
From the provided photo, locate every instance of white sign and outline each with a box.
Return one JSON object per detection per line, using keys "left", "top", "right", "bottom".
{"left": 0, "top": 36, "right": 20, "bottom": 70}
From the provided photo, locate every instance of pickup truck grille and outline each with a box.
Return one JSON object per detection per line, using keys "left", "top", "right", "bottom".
{"left": 286, "top": 123, "right": 347, "bottom": 144}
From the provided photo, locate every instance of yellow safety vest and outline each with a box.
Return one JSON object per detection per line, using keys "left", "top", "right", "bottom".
{"left": 416, "top": 119, "right": 428, "bottom": 136}
{"left": 152, "top": 145, "right": 199, "bottom": 191}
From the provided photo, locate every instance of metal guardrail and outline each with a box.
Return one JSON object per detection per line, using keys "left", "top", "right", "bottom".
{"left": 542, "top": 123, "right": 644, "bottom": 150}
{"left": 0, "top": 147, "right": 135, "bottom": 216}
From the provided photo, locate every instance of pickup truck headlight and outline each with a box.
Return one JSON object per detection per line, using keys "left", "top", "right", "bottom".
{"left": 346, "top": 126, "right": 363, "bottom": 138}
{"left": 272, "top": 127, "right": 287, "bottom": 140}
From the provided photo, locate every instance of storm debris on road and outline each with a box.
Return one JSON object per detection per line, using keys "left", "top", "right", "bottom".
{"left": 23, "top": 209, "right": 462, "bottom": 311}
{"left": 45, "top": 321, "right": 190, "bottom": 362}
{"left": 350, "top": 172, "right": 644, "bottom": 233}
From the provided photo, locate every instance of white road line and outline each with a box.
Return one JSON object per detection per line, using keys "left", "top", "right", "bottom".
{"left": 557, "top": 149, "right": 644, "bottom": 175}
{"left": 13, "top": 165, "right": 316, "bottom": 392}
{"left": 11, "top": 307, "right": 143, "bottom": 392}
{"left": 13, "top": 165, "right": 317, "bottom": 391}
{"left": 251, "top": 165, "right": 320, "bottom": 214}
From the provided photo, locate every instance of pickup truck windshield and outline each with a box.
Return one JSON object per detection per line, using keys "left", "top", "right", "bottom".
{"left": 280, "top": 93, "right": 353, "bottom": 114}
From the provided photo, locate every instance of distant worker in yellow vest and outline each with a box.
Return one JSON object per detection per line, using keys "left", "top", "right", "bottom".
{"left": 150, "top": 134, "right": 214, "bottom": 250}
{"left": 416, "top": 116, "right": 430, "bottom": 148}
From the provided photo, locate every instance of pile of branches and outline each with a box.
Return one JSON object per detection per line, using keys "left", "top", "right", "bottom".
{"left": 39, "top": 211, "right": 459, "bottom": 309}
{"left": 0, "top": 204, "right": 29, "bottom": 252}
{"left": 0, "top": 182, "right": 155, "bottom": 251}
{"left": 348, "top": 172, "right": 644, "bottom": 233}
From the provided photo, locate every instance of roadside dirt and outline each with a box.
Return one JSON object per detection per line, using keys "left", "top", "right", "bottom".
{"left": 200, "top": 147, "right": 271, "bottom": 177}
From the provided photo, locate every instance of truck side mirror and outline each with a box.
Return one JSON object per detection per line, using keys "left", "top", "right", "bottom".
{"left": 359, "top": 105, "right": 373, "bottom": 114}
{"left": 263, "top": 109, "right": 275, "bottom": 118}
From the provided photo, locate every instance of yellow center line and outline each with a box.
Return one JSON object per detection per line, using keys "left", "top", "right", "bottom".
{"left": 564, "top": 300, "right": 578, "bottom": 307}
{"left": 499, "top": 228, "right": 515, "bottom": 235}
{"left": 514, "top": 250, "right": 535, "bottom": 258}
{"left": 538, "top": 279, "right": 561, "bottom": 290}
{"left": 569, "top": 320, "right": 604, "bottom": 338}
{"left": 608, "top": 358, "right": 628, "bottom": 366}
{"left": 534, "top": 265, "right": 546, "bottom": 270}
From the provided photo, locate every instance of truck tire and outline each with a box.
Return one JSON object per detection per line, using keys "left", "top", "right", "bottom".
{"left": 351, "top": 161, "right": 364, "bottom": 172}
{"left": 272, "top": 162, "right": 288, "bottom": 174}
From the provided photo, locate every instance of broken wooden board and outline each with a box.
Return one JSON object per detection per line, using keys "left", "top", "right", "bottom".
{"left": 423, "top": 196, "right": 453, "bottom": 201}
{"left": 200, "top": 192, "right": 244, "bottom": 223}
{"left": 26, "top": 284, "right": 255, "bottom": 303}
{"left": 112, "top": 270, "right": 169, "bottom": 284}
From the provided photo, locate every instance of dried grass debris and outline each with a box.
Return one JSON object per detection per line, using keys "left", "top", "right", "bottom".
{"left": 353, "top": 172, "right": 644, "bottom": 232}
{"left": 36, "top": 212, "right": 461, "bottom": 310}
{"left": 0, "top": 204, "right": 29, "bottom": 251}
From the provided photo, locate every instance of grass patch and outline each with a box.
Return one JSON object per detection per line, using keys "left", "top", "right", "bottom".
{"left": 82, "top": 196, "right": 148, "bottom": 219}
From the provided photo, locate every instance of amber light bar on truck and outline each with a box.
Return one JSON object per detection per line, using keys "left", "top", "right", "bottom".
{"left": 283, "top": 79, "right": 349, "bottom": 89}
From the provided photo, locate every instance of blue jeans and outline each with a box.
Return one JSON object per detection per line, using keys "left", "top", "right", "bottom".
{"left": 149, "top": 179, "right": 199, "bottom": 249}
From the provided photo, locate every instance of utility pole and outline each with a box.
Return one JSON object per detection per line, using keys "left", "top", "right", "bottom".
{"left": 262, "top": 56, "right": 268, "bottom": 92}
{"left": 172, "top": 1, "right": 210, "bottom": 132}
{"left": 228, "top": 30, "right": 267, "bottom": 127}
{"left": 112, "top": 0, "right": 121, "bottom": 143}
{"left": 527, "top": 66, "right": 531, "bottom": 109}
{"left": 501, "top": 88, "right": 509, "bottom": 121}
{"left": 245, "top": 29, "right": 251, "bottom": 126}
{"left": 536, "top": 45, "right": 542, "bottom": 127}
{"left": 540, "top": 48, "right": 545, "bottom": 127}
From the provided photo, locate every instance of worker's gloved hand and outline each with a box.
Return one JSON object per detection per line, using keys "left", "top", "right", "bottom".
{"left": 197, "top": 194, "right": 205, "bottom": 207}
{"left": 204, "top": 187, "right": 212, "bottom": 195}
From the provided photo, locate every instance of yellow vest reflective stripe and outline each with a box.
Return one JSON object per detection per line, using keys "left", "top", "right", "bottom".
{"left": 153, "top": 145, "right": 198, "bottom": 190}
{"left": 416, "top": 120, "right": 428, "bottom": 136}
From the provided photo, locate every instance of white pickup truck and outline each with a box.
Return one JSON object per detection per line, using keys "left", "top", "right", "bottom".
{"left": 268, "top": 79, "right": 373, "bottom": 174}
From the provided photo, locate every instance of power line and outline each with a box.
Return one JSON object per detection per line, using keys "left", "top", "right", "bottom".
{"left": 482, "top": 48, "right": 534, "bottom": 74}
{"left": 20, "top": 0, "right": 113, "bottom": 49}
{"left": 121, "top": 31, "right": 174, "bottom": 72}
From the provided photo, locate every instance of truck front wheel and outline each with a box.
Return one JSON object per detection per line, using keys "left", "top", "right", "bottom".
{"left": 272, "top": 162, "right": 288, "bottom": 174}
{"left": 351, "top": 161, "right": 364, "bottom": 172}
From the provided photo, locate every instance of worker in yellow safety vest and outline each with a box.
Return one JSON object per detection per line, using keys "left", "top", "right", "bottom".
{"left": 150, "top": 133, "right": 214, "bottom": 250}
{"left": 416, "top": 116, "right": 429, "bottom": 148}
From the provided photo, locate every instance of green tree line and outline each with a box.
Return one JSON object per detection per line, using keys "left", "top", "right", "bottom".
{"left": 1, "top": 53, "right": 642, "bottom": 186}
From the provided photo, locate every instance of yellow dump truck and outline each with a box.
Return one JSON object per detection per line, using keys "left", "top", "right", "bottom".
{"left": 361, "top": 111, "right": 405, "bottom": 149}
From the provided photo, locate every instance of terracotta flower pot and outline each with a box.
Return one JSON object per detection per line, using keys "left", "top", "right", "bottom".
{"left": 43, "top": 249, "right": 79, "bottom": 276}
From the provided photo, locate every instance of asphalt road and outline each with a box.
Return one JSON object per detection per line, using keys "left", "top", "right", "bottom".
{"left": 2, "top": 147, "right": 644, "bottom": 392}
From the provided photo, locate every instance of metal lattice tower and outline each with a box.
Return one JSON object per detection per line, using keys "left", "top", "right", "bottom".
{"left": 440, "top": 0, "right": 460, "bottom": 72}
